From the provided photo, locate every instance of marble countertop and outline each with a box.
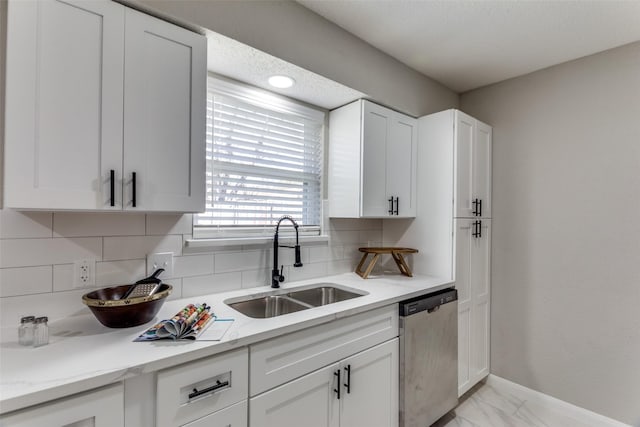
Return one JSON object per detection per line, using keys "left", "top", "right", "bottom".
{"left": 0, "top": 272, "right": 453, "bottom": 415}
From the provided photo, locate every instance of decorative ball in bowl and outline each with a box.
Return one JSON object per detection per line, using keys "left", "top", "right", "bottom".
{"left": 82, "top": 284, "right": 172, "bottom": 328}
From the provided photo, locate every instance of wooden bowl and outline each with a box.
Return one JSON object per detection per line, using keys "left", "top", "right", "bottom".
{"left": 82, "top": 284, "right": 172, "bottom": 328}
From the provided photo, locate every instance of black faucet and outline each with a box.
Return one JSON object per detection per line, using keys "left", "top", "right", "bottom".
{"left": 272, "top": 215, "right": 303, "bottom": 288}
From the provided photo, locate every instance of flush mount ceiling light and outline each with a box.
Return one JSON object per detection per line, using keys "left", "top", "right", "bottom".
{"left": 268, "top": 75, "right": 295, "bottom": 88}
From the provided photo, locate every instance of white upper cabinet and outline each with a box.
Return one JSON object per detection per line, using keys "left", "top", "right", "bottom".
{"left": 454, "top": 111, "right": 492, "bottom": 218}
{"left": 123, "top": 8, "right": 205, "bottom": 212}
{"left": 3, "top": 0, "right": 206, "bottom": 212}
{"left": 329, "top": 99, "right": 417, "bottom": 218}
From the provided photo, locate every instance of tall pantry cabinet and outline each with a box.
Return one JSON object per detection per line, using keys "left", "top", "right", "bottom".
{"left": 417, "top": 110, "right": 492, "bottom": 397}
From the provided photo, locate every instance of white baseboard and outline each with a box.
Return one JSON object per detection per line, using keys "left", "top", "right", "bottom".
{"left": 486, "top": 375, "right": 631, "bottom": 427}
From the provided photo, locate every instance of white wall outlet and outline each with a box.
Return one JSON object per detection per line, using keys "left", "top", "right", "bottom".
{"left": 147, "top": 252, "right": 174, "bottom": 278}
{"left": 74, "top": 259, "right": 95, "bottom": 287}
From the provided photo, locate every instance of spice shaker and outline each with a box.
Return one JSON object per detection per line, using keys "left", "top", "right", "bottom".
{"left": 18, "top": 316, "right": 35, "bottom": 346}
{"left": 33, "top": 316, "right": 49, "bottom": 347}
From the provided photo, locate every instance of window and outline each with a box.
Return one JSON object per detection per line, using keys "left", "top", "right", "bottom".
{"left": 194, "top": 76, "right": 325, "bottom": 240}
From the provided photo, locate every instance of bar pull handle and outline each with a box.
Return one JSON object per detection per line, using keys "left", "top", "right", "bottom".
{"left": 188, "top": 380, "right": 229, "bottom": 400}
{"left": 344, "top": 364, "right": 351, "bottom": 394}
{"left": 394, "top": 197, "right": 399, "bottom": 215}
{"left": 334, "top": 370, "right": 341, "bottom": 400}
{"left": 388, "top": 197, "right": 394, "bottom": 215}
{"left": 110, "top": 170, "right": 115, "bottom": 207}
{"left": 472, "top": 198, "right": 479, "bottom": 216}
{"left": 472, "top": 220, "right": 479, "bottom": 238}
{"left": 132, "top": 172, "right": 137, "bottom": 208}
{"left": 478, "top": 220, "right": 482, "bottom": 238}
{"left": 478, "top": 199, "right": 482, "bottom": 217}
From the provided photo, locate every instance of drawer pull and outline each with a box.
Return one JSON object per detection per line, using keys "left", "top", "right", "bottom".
{"left": 188, "top": 380, "right": 229, "bottom": 400}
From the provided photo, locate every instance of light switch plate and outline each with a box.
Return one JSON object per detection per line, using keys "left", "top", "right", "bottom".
{"left": 147, "top": 252, "right": 174, "bottom": 278}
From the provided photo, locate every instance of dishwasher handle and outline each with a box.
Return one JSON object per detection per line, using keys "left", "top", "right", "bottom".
{"left": 399, "top": 288, "right": 457, "bottom": 317}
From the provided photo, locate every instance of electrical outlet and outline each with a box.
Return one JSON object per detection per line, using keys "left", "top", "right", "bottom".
{"left": 74, "top": 259, "right": 95, "bottom": 287}
{"left": 147, "top": 252, "right": 174, "bottom": 277}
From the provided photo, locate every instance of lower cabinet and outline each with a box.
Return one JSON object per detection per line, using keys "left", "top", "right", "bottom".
{"left": 156, "top": 348, "right": 248, "bottom": 427}
{"left": 182, "top": 401, "right": 247, "bottom": 427}
{"left": 456, "top": 218, "right": 491, "bottom": 396}
{"left": 0, "top": 383, "right": 124, "bottom": 427}
{"left": 250, "top": 339, "right": 399, "bottom": 427}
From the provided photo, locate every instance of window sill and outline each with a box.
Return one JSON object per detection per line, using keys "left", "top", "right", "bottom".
{"left": 185, "top": 234, "right": 330, "bottom": 249}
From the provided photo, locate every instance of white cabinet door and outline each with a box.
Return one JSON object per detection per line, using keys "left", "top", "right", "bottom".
{"left": 362, "top": 100, "right": 391, "bottom": 217}
{"left": 123, "top": 8, "right": 206, "bottom": 212}
{"left": 456, "top": 218, "right": 491, "bottom": 396}
{"left": 0, "top": 383, "right": 124, "bottom": 427}
{"left": 182, "top": 401, "right": 247, "bottom": 427}
{"left": 329, "top": 99, "right": 416, "bottom": 218}
{"left": 455, "top": 219, "right": 473, "bottom": 396}
{"left": 454, "top": 111, "right": 492, "bottom": 219}
{"left": 250, "top": 363, "right": 340, "bottom": 427}
{"left": 473, "top": 122, "right": 492, "bottom": 218}
{"left": 340, "top": 339, "right": 399, "bottom": 427}
{"left": 470, "top": 219, "right": 491, "bottom": 385}
{"left": 387, "top": 113, "right": 417, "bottom": 217}
{"left": 4, "top": 0, "right": 124, "bottom": 210}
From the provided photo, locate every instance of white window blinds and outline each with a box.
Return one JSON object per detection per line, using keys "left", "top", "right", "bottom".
{"left": 194, "top": 77, "right": 324, "bottom": 237}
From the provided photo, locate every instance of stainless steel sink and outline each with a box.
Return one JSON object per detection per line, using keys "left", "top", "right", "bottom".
{"left": 286, "top": 285, "right": 362, "bottom": 306}
{"left": 227, "top": 295, "right": 309, "bottom": 319}
{"left": 225, "top": 284, "right": 366, "bottom": 319}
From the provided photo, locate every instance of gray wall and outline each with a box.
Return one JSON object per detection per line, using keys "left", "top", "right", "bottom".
{"left": 461, "top": 41, "right": 640, "bottom": 425}
{"left": 131, "top": 0, "right": 458, "bottom": 117}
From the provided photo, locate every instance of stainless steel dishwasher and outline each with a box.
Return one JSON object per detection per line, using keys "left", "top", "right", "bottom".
{"left": 399, "top": 288, "right": 458, "bottom": 427}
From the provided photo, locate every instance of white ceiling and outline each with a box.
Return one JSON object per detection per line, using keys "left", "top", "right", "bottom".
{"left": 206, "top": 30, "right": 366, "bottom": 110}
{"left": 297, "top": 0, "right": 640, "bottom": 93}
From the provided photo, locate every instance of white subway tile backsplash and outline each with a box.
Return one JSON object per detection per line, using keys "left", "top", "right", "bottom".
{"left": 96, "top": 260, "right": 146, "bottom": 286}
{"left": 103, "top": 235, "right": 183, "bottom": 261}
{"left": 53, "top": 264, "right": 74, "bottom": 292}
{"left": 326, "top": 259, "right": 354, "bottom": 276}
{"left": 1, "top": 289, "right": 91, "bottom": 325}
{"left": 215, "top": 250, "right": 268, "bottom": 273}
{"left": 288, "top": 261, "right": 328, "bottom": 282}
{"left": 146, "top": 214, "right": 193, "bottom": 236}
{"left": 0, "top": 238, "right": 102, "bottom": 268}
{"left": 308, "top": 245, "right": 344, "bottom": 263}
{"left": 328, "top": 230, "right": 360, "bottom": 245}
{"left": 172, "top": 254, "right": 214, "bottom": 279}
{"left": 358, "top": 229, "right": 383, "bottom": 245}
{"left": 182, "top": 272, "right": 242, "bottom": 298}
{"left": 241, "top": 268, "right": 270, "bottom": 288}
{"left": 0, "top": 266, "right": 52, "bottom": 297}
{"left": 0, "top": 210, "right": 53, "bottom": 239}
{"left": 53, "top": 213, "right": 145, "bottom": 237}
{"left": 0, "top": 208, "right": 382, "bottom": 321}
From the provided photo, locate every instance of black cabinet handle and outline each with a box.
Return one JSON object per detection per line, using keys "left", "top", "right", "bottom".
{"left": 388, "top": 197, "right": 394, "bottom": 215}
{"left": 479, "top": 199, "right": 482, "bottom": 217}
{"left": 334, "top": 370, "right": 341, "bottom": 399}
{"left": 344, "top": 364, "right": 351, "bottom": 394}
{"left": 472, "top": 220, "right": 483, "bottom": 238}
{"left": 472, "top": 198, "right": 479, "bottom": 216}
{"left": 132, "top": 172, "right": 137, "bottom": 208}
{"left": 394, "top": 197, "right": 399, "bottom": 215}
{"left": 110, "top": 170, "right": 115, "bottom": 207}
{"left": 188, "top": 380, "right": 229, "bottom": 400}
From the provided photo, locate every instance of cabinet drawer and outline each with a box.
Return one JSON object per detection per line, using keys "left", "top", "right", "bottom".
{"left": 157, "top": 348, "right": 248, "bottom": 427}
{"left": 250, "top": 305, "right": 398, "bottom": 396}
{"left": 182, "top": 400, "right": 247, "bottom": 427}
{"left": 0, "top": 383, "right": 123, "bottom": 427}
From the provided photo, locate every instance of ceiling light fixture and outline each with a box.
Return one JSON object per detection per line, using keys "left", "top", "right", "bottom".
{"left": 268, "top": 75, "right": 295, "bottom": 88}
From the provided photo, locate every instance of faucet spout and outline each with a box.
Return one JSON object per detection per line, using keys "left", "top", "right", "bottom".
{"left": 271, "top": 215, "right": 303, "bottom": 288}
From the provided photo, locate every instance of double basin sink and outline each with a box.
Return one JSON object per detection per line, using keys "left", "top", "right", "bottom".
{"left": 225, "top": 283, "right": 366, "bottom": 319}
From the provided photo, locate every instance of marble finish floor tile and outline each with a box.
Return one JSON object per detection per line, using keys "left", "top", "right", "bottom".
{"left": 432, "top": 381, "right": 607, "bottom": 427}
